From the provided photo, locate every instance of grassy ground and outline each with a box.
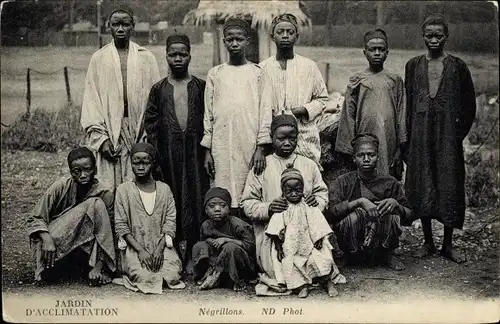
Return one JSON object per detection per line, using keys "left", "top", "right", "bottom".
{"left": 1, "top": 149, "right": 499, "bottom": 303}
{"left": 1, "top": 44, "right": 498, "bottom": 130}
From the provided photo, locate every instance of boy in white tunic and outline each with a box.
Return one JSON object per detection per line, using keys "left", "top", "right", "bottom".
{"left": 202, "top": 18, "right": 268, "bottom": 218}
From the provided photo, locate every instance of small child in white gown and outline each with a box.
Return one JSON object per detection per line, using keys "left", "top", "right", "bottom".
{"left": 265, "top": 166, "right": 342, "bottom": 298}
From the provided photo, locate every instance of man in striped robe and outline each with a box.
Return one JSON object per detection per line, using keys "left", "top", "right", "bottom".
{"left": 259, "top": 13, "right": 330, "bottom": 168}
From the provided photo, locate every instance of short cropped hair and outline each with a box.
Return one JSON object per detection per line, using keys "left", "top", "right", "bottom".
{"left": 108, "top": 9, "right": 135, "bottom": 24}
{"left": 421, "top": 15, "right": 449, "bottom": 35}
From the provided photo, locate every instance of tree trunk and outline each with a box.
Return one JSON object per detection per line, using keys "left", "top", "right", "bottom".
{"left": 326, "top": 0, "right": 335, "bottom": 46}
{"left": 376, "top": 1, "right": 385, "bottom": 26}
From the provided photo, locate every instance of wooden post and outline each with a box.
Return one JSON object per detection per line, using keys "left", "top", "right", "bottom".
{"left": 26, "top": 68, "right": 31, "bottom": 117}
{"left": 324, "top": 62, "right": 330, "bottom": 92}
{"left": 63, "top": 66, "right": 71, "bottom": 104}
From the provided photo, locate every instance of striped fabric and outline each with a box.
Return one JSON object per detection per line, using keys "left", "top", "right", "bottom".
{"left": 259, "top": 55, "right": 331, "bottom": 166}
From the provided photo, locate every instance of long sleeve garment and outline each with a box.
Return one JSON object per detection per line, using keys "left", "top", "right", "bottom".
{"left": 201, "top": 63, "right": 266, "bottom": 208}
{"left": 240, "top": 153, "right": 328, "bottom": 281}
{"left": 114, "top": 181, "right": 182, "bottom": 294}
{"left": 328, "top": 171, "right": 413, "bottom": 225}
{"left": 404, "top": 55, "right": 476, "bottom": 229}
{"left": 193, "top": 216, "right": 256, "bottom": 286}
{"left": 259, "top": 55, "right": 330, "bottom": 165}
{"left": 81, "top": 41, "right": 161, "bottom": 189}
{"left": 143, "top": 75, "right": 209, "bottom": 244}
{"left": 335, "top": 69, "right": 407, "bottom": 175}
{"left": 25, "top": 177, "right": 116, "bottom": 281}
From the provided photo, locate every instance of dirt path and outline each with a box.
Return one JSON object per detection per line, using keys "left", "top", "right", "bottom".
{"left": 2, "top": 150, "right": 499, "bottom": 303}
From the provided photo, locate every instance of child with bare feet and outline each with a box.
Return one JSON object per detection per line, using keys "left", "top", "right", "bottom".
{"left": 114, "top": 143, "right": 185, "bottom": 294}
{"left": 266, "top": 166, "right": 342, "bottom": 298}
{"left": 193, "top": 187, "right": 256, "bottom": 291}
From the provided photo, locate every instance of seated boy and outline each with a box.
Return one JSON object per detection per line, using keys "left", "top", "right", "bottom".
{"left": 193, "top": 187, "right": 256, "bottom": 291}
{"left": 114, "top": 143, "right": 185, "bottom": 294}
{"left": 26, "top": 147, "right": 116, "bottom": 286}
{"left": 266, "top": 166, "right": 339, "bottom": 298}
{"left": 329, "top": 134, "right": 413, "bottom": 270}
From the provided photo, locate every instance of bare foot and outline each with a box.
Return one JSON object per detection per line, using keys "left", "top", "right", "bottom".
{"left": 167, "top": 280, "right": 186, "bottom": 290}
{"left": 298, "top": 286, "right": 309, "bottom": 298}
{"left": 99, "top": 271, "right": 112, "bottom": 285}
{"left": 326, "top": 281, "right": 339, "bottom": 297}
{"left": 88, "top": 261, "right": 105, "bottom": 286}
{"left": 440, "top": 247, "right": 465, "bottom": 264}
{"left": 386, "top": 254, "right": 405, "bottom": 271}
{"left": 412, "top": 243, "right": 437, "bottom": 258}
{"left": 199, "top": 270, "right": 221, "bottom": 290}
{"left": 233, "top": 282, "right": 246, "bottom": 291}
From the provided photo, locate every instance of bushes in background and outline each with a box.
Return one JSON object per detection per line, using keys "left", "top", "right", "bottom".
{"left": 1, "top": 104, "right": 84, "bottom": 152}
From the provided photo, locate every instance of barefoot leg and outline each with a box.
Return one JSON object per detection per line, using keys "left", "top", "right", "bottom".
{"left": 440, "top": 227, "right": 465, "bottom": 263}
{"left": 88, "top": 260, "right": 105, "bottom": 286}
{"left": 413, "top": 219, "right": 437, "bottom": 258}
{"left": 233, "top": 282, "right": 246, "bottom": 291}
{"left": 326, "top": 280, "right": 339, "bottom": 297}
{"left": 298, "top": 286, "right": 309, "bottom": 298}
{"left": 199, "top": 269, "right": 222, "bottom": 290}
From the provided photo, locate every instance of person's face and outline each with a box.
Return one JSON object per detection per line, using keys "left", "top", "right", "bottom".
{"left": 223, "top": 27, "right": 249, "bottom": 56}
{"left": 205, "top": 197, "right": 230, "bottom": 223}
{"left": 282, "top": 179, "right": 304, "bottom": 204}
{"left": 70, "top": 157, "right": 96, "bottom": 186}
{"left": 272, "top": 126, "right": 298, "bottom": 157}
{"left": 353, "top": 143, "right": 378, "bottom": 172}
{"left": 109, "top": 12, "right": 134, "bottom": 42}
{"left": 272, "top": 22, "right": 298, "bottom": 49}
{"left": 131, "top": 152, "right": 153, "bottom": 178}
{"left": 422, "top": 24, "right": 447, "bottom": 51}
{"left": 363, "top": 38, "right": 388, "bottom": 66}
{"left": 166, "top": 43, "right": 191, "bottom": 73}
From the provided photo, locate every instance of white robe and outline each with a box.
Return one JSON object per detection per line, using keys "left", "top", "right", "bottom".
{"left": 241, "top": 153, "right": 345, "bottom": 295}
{"left": 259, "top": 54, "right": 330, "bottom": 166}
{"left": 201, "top": 63, "right": 268, "bottom": 208}
{"left": 81, "top": 41, "right": 161, "bottom": 189}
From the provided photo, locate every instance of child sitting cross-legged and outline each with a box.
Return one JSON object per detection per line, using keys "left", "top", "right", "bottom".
{"left": 266, "top": 166, "right": 339, "bottom": 298}
{"left": 193, "top": 187, "right": 257, "bottom": 291}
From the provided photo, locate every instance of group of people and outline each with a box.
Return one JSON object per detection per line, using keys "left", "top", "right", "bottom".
{"left": 26, "top": 9, "right": 476, "bottom": 298}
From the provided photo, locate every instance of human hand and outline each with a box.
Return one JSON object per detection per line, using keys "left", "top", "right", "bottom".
{"left": 314, "top": 239, "right": 323, "bottom": 250}
{"left": 100, "top": 139, "right": 117, "bottom": 162}
{"left": 209, "top": 238, "right": 228, "bottom": 250}
{"left": 269, "top": 197, "right": 289, "bottom": 216}
{"left": 390, "top": 157, "right": 404, "bottom": 181}
{"left": 304, "top": 194, "right": 319, "bottom": 207}
{"left": 276, "top": 244, "right": 285, "bottom": 262}
{"left": 138, "top": 249, "right": 153, "bottom": 271}
{"left": 291, "top": 106, "right": 307, "bottom": 119}
{"left": 40, "top": 233, "right": 56, "bottom": 269}
{"left": 151, "top": 245, "right": 165, "bottom": 273}
{"left": 376, "top": 198, "right": 399, "bottom": 216}
{"left": 358, "top": 198, "right": 379, "bottom": 221}
{"left": 204, "top": 150, "right": 215, "bottom": 179}
{"left": 250, "top": 146, "right": 266, "bottom": 175}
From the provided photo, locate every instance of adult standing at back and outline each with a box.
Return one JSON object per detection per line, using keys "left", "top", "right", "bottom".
{"left": 259, "top": 13, "right": 330, "bottom": 168}
{"left": 143, "top": 34, "right": 209, "bottom": 274}
{"left": 81, "top": 9, "right": 161, "bottom": 190}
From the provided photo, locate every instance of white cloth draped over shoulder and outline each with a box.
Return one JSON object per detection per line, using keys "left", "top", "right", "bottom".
{"left": 259, "top": 55, "right": 330, "bottom": 166}
{"left": 81, "top": 41, "right": 161, "bottom": 189}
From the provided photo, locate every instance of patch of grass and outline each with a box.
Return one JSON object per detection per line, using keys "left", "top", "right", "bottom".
{"left": 1, "top": 103, "right": 84, "bottom": 152}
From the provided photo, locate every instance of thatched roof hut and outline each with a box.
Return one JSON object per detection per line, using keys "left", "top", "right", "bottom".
{"left": 183, "top": 0, "right": 311, "bottom": 65}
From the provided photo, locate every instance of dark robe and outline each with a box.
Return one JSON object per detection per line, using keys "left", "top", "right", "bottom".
{"left": 143, "top": 76, "right": 209, "bottom": 248}
{"left": 404, "top": 55, "right": 476, "bottom": 229}
{"left": 192, "top": 216, "right": 256, "bottom": 286}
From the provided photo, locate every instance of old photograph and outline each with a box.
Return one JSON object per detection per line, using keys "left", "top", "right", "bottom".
{"left": 1, "top": 0, "right": 499, "bottom": 322}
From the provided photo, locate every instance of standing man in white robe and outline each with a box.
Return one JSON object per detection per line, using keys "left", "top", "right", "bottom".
{"left": 202, "top": 18, "right": 269, "bottom": 218}
{"left": 81, "top": 9, "right": 161, "bottom": 190}
{"left": 259, "top": 14, "right": 330, "bottom": 167}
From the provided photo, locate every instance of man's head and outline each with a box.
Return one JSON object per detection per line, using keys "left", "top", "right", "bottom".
{"left": 223, "top": 18, "right": 250, "bottom": 57}
{"left": 271, "top": 114, "right": 298, "bottom": 157}
{"left": 351, "top": 133, "right": 379, "bottom": 173}
{"left": 270, "top": 13, "right": 299, "bottom": 50}
{"left": 68, "top": 147, "right": 96, "bottom": 186}
{"left": 204, "top": 187, "right": 232, "bottom": 223}
{"left": 130, "top": 143, "right": 157, "bottom": 179}
{"left": 108, "top": 9, "right": 135, "bottom": 43}
{"left": 363, "top": 28, "right": 389, "bottom": 67}
{"left": 421, "top": 15, "right": 449, "bottom": 52}
{"left": 166, "top": 33, "right": 191, "bottom": 74}
{"left": 280, "top": 165, "right": 304, "bottom": 204}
